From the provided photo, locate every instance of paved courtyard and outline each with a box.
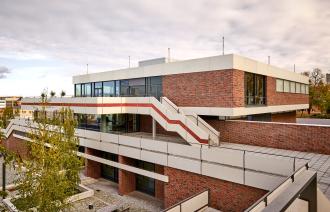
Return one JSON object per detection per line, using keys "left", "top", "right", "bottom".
{"left": 222, "top": 142, "right": 330, "bottom": 199}
{"left": 67, "top": 178, "right": 163, "bottom": 212}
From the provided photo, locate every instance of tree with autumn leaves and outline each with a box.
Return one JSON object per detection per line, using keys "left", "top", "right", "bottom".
{"left": 0, "top": 94, "right": 82, "bottom": 211}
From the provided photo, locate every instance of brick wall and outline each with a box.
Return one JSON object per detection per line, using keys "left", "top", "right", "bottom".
{"left": 155, "top": 165, "right": 165, "bottom": 202}
{"left": 163, "top": 69, "right": 245, "bottom": 107}
{"left": 164, "top": 167, "right": 267, "bottom": 211}
{"left": 1, "top": 134, "right": 30, "bottom": 159}
{"left": 118, "top": 155, "right": 136, "bottom": 195}
{"left": 84, "top": 148, "right": 101, "bottom": 179}
{"left": 271, "top": 111, "right": 296, "bottom": 123}
{"left": 162, "top": 70, "right": 308, "bottom": 108}
{"left": 266, "top": 77, "right": 308, "bottom": 106}
{"left": 209, "top": 120, "right": 330, "bottom": 154}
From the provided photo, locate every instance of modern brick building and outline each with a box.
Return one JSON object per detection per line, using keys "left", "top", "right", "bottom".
{"left": 3, "top": 54, "right": 330, "bottom": 211}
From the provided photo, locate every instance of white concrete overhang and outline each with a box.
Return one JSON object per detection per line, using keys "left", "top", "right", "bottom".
{"left": 181, "top": 104, "right": 309, "bottom": 117}
{"left": 73, "top": 54, "right": 309, "bottom": 84}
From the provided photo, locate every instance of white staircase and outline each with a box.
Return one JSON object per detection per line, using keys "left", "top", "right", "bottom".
{"left": 160, "top": 97, "right": 220, "bottom": 146}
{"left": 21, "top": 97, "right": 216, "bottom": 145}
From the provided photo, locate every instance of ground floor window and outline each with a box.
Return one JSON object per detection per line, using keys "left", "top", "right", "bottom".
{"left": 101, "top": 152, "right": 119, "bottom": 183}
{"left": 135, "top": 161, "right": 155, "bottom": 196}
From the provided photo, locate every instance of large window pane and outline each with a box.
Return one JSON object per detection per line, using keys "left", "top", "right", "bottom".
{"left": 120, "top": 78, "right": 146, "bottom": 97}
{"left": 115, "top": 80, "right": 120, "bottom": 96}
{"left": 296, "top": 83, "right": 301, "bottom": 93}
{"left": 129, "top": 78, "right": 146, "bottom": 96}
{"left": 75, "top": 84, "right": 81, "bottom": 97}
{"left": 245, "top": 73, "right": 266, "bottom": 105}
{"left": 86, "top": 114, "right": 101, "bottom": 131}
{"left": 290, "top": 82, "right": 296, "bottom": 93}
{"left": 255, "top": 75, "right": 265, "bottom": 104}
{"left": 146, "top": 76, "right": 162, "bottom": 99}
{"left": 306, "top": 85, "right": 309, "bottom": 94}
{"left": 103, "top": 81, "right": 115, "bottom": 97}
{"left": 82, "top": 83, "right": 92, "bottom": 97}
{"left": 100, "top": 114, "right": 139, "bottom": 133}
{"left": 245, "top": 73, "right": 255, "bottom": 105}
{"left": 301, "top": 84, "right": 306, "bottom": 94}
{"left": 284, "top": 80, "right": 290, "bottom": 93}
{"left": 94, "top": 82, "right": 103, "bottom": 97}
{"left": 276, "top": 79, "right": 284, "bottom": 92}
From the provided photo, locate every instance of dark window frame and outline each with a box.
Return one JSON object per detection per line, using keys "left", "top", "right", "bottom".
{"left": 244, "top": 73, "right": 266, "bottom": 106}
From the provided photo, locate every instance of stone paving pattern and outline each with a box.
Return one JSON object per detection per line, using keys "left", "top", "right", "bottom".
{"left": 67, "top": 179, "right": 163, "bottom": 212}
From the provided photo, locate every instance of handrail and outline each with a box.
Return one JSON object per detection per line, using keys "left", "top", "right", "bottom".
{"left": 187, "top": 114, "right": 220, "bottom": 137}
{"left": 244, "top": 162, "right": 309, "bottom": 212}
{"left": 160, "top": 96, "right": 220, "bottom": 142}
{"left": 160, "top": 96, "right": 180, "bottom": 113}
{"left": 162, "top": 189, "right": 209, "bottom": 212}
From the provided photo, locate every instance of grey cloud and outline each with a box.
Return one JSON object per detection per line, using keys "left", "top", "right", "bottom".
{"left": 0, "top": 66, "right": 11, "bottom": 79}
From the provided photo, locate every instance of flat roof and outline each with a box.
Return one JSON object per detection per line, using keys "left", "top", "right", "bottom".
{"left": 73, "top": 54, "right": 309, "bottom": 84}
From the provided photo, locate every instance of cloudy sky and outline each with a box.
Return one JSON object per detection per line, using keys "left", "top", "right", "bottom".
{"left": 0, "top": 0, "right": 329, "bottom": 96}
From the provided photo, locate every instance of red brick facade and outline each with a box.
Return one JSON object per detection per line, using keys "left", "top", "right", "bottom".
{"left": 164, "top": 167, "right": 267, "bottom": 211}
{"left": 155, "top": 165, "right": 165, "bottom": 201}
{"left": 271, "top": 111, "right": 296, "bottom": 123}
{"left": 118, "top": 155, "right": 136, "bottom": 195}
{"left": 209, "top": 120, "right": 330, "bottom": 155}
{"left": 163, "top": 69, "right": 245, "bottom": 107}
{"left": 266, "top": 77, "right": 309, "bottom": 106}
{"left": 162, "top": 69, "right": 308, "bottom": 108}
{"left": 84, "top": 148, "right": 101, "bottom": 179}
{"left": 1, "top": 134, "right": 30, "bottom": 159}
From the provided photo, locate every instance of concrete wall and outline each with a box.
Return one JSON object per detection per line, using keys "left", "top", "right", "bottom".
{"left": 164, "top": 166, "right": 267, "bottom": 211}
{"left": 209, "top": 120, "right": 330, "bottom": 154}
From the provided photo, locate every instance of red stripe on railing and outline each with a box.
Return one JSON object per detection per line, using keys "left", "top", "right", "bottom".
{"left": 22, "top": 102, "right": 209, "bottom": 144}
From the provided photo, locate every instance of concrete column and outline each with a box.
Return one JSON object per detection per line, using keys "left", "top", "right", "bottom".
{"left": 118, "top": 155, "right": 136, "bottom": 195}
{"left": 152, "top": 118, "right": 156, "bottom": 139}
{"left": 84, "top": 148, "right": 101, "bottom": 179}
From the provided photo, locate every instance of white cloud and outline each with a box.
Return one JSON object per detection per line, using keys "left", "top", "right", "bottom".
{"left": 0, "top": 0, "right": 329, "bottom": 95}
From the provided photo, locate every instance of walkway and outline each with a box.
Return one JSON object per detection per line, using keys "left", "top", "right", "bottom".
{"left": 222, "top": 142, "right": 330, "bottom": 199}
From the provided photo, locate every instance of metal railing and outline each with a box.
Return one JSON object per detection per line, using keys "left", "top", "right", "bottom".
{"left": 245, "top": 162, "right": 309, "bottom": 212}
{"left": 160, "top": 97, "right": 220, "bottom": 144}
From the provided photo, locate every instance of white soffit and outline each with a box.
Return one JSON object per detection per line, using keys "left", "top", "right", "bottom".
{"left": 73, "top": 54, "right": 308, "bottom": 84}
{"left": 181, "top": 104, "right": 309, "bottom": 117}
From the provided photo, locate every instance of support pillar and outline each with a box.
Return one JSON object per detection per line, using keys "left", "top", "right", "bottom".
{"left": 152, "top": 118, "right": 156, "bottom": 139}
{"left": 84, "top": 148, "right": 101, "bottom": 179}
{"left": 118, "top": 155, "right": 136, "bottom": 195}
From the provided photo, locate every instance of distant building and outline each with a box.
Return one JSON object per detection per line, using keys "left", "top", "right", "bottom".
{"left": 326, "top": 73, "right": 330, "bottom": 84}
{"left": 0, "top": 96, "right": 33, "bottom": 118}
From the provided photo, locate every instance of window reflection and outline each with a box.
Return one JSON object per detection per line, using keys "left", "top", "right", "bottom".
{"left": 245, "top": 73, "right": 266, "bottom": 105}
{"left": 74, "top": 76, "right": 162, "bottom": 99}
